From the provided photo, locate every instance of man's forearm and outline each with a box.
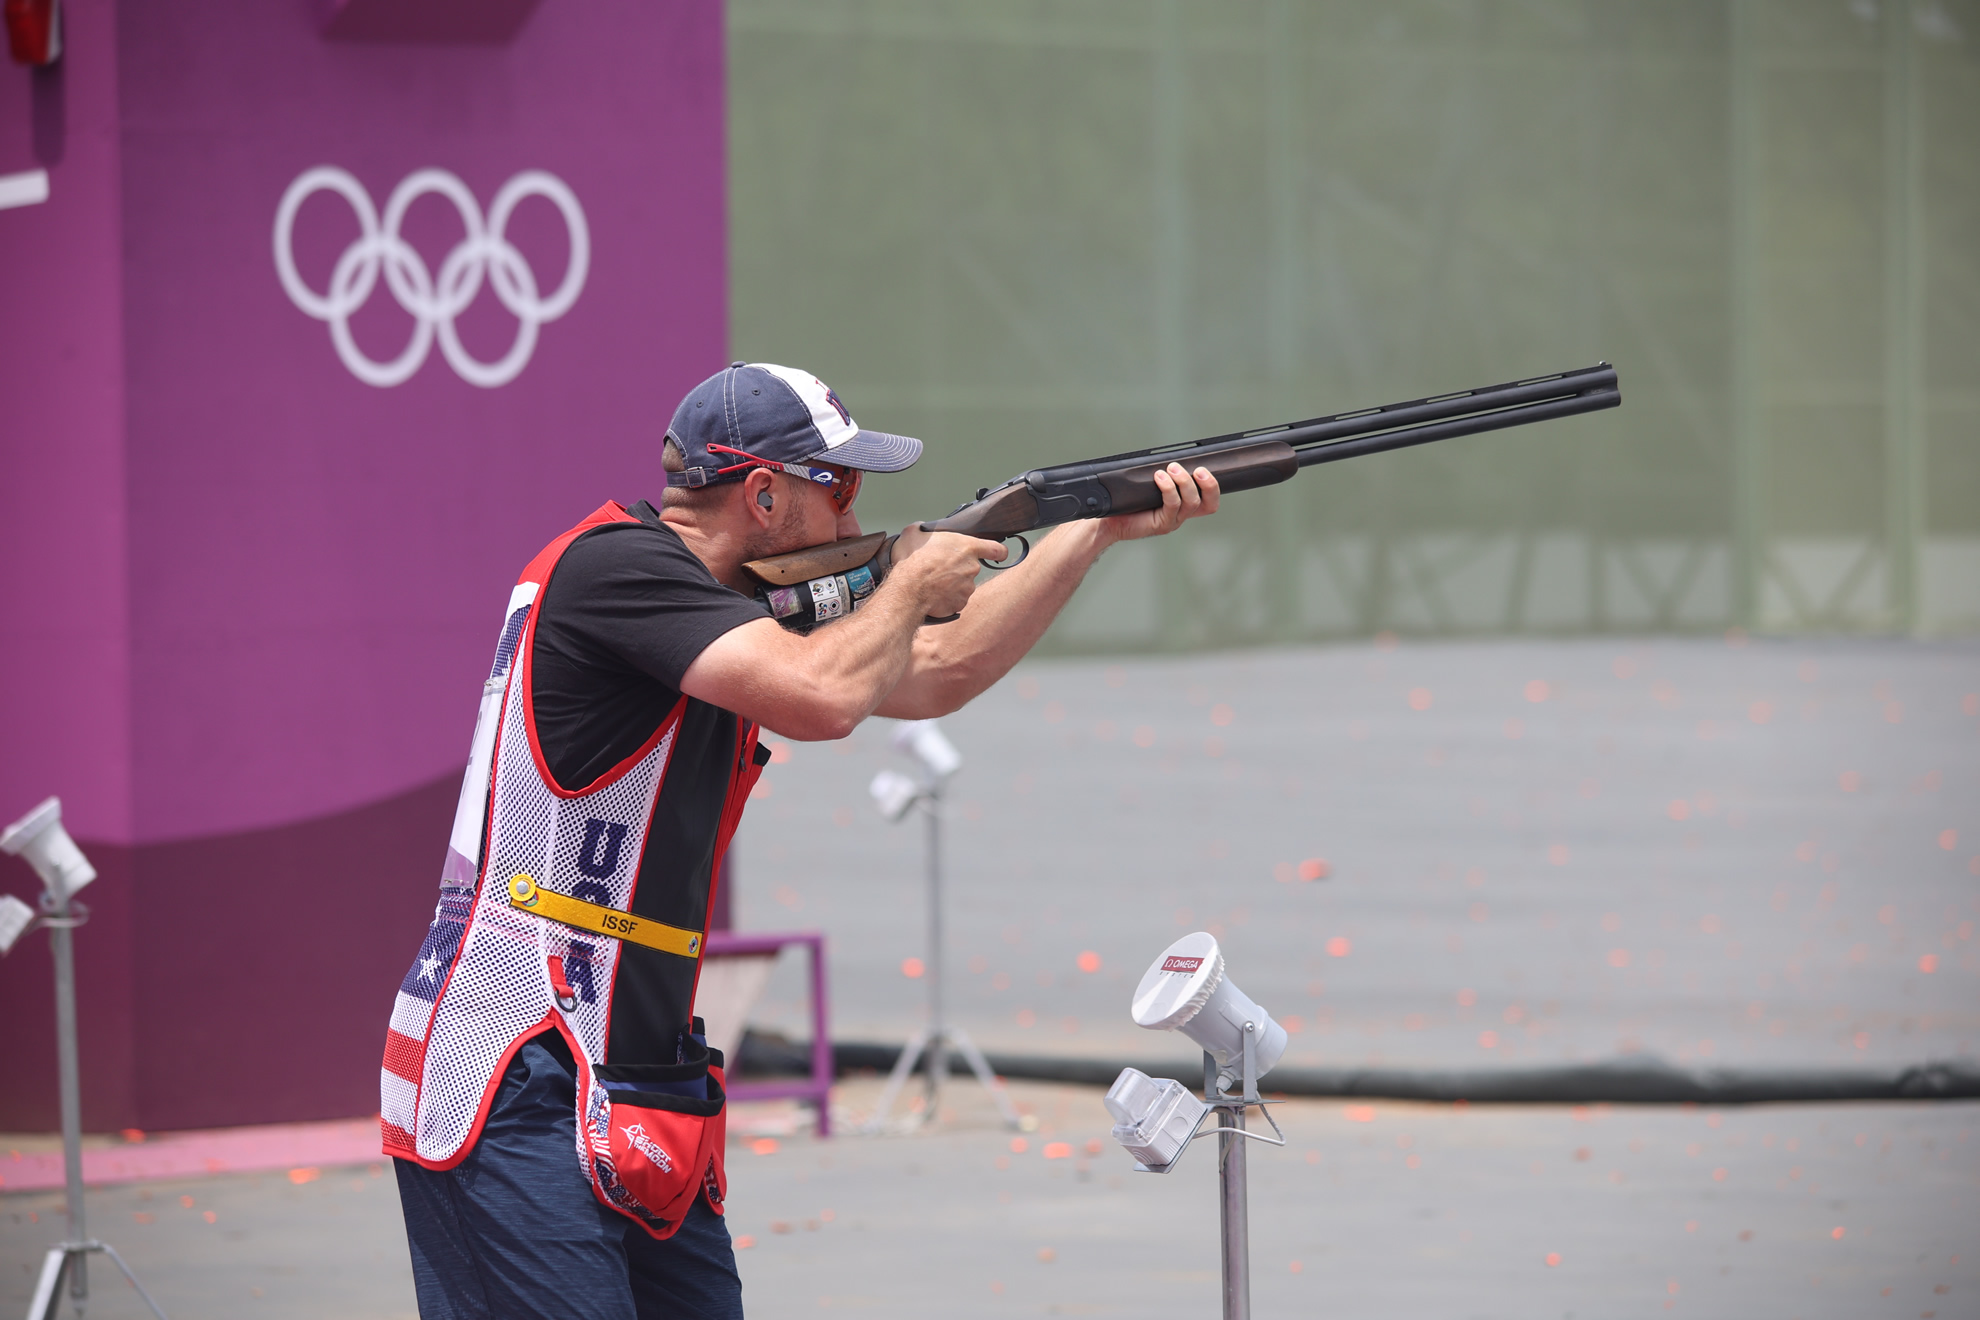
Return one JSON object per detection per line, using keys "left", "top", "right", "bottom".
{"left": 876, "top": 520, "right": 1117, "bottom": 718}
{"left": 684, "top": 525, "right": 1004, "bottom": 740}
{"left": 786, "top": 572, "right": 944, "bottom": 737}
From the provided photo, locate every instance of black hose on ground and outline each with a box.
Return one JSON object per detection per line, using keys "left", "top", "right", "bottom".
{"left": 735, "top": 1031, "right": 1980, "bottom": 1105}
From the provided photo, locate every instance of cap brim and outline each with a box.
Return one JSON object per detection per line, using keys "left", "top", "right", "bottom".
{"left": 824, "top": 428, "right": 923, "bottom": 473}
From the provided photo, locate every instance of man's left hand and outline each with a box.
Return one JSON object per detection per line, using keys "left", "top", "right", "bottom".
{"left": 1100, "top": 462, "right": 1221, "bottom": 544}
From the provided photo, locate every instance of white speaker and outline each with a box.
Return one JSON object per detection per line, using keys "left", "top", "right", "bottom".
{"left": 891, "top": 719, "right": 962, "bottom": 780}
{"left": 0, "top": 893, "right": 34, "bottom": 956}
{"left": 868, "top": 769, "right": 920, "bottom": 822}
{"left": 1, "top": 797, "right": 97, "bottom": 901}
{"left": 1129, "top": 931, "right": 1287, "bottom": 1081}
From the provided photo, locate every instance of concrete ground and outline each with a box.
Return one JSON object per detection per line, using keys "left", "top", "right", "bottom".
{"left": 4, "top": 635, "right": 1975, "bottom": 1317}
{"left": 733, "top": 637, "right": 1980, "bottom": 1074}
{"left": 5, "top": 1079, "right": 1976, "bottom": 1319}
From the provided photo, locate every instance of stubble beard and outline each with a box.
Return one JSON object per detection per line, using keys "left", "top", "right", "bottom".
{"left": 739, "top": 500, "right": 812, "bottom": 564}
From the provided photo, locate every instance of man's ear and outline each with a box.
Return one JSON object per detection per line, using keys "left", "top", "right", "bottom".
{"left": 742, "top": 468, "right": 778, "bottom": 524}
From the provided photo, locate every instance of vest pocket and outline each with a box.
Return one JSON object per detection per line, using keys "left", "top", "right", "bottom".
{"left": 596, "top": 1047, "right": 725, "bottom": 1107}
{"left": 584, "top": 1042, "right": 729, "bottom": 1236}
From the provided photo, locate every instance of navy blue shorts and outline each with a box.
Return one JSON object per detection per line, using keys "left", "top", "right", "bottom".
{"left": 394, "top": 1034, "right": 743, "bottom": 1320}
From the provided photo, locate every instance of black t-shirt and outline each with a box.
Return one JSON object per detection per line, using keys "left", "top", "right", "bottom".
{"left": 527, "top": 500, "right": 768, "bottom": 1064}
{"left": 530, "top": 501, "right": 768, "bottom": 787}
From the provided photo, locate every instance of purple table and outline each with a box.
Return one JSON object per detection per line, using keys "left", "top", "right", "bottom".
{"left": 703, "top": 931, "right": 833, "bottom": 1136}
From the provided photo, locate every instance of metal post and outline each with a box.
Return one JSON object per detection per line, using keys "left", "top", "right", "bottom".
{"left": 805, "top": 936, "right": 833, "bottom": 1138}
{"left": 1263, "top": 0, "right": 1305, "bottom": 646}
{"left": 1216, "top": 1026, "right": 1262, "bottom": 1320}
{"left": 922, "top": 782, "right": 946, "bottom": 1116}
{"left": 861, "top": 751, "right": 1020, "bottom": 1136}
{"left": 1729, "top": 0, "right": 1766, "bottom": 631}
{"left": 1218, "top": 1103, "right": 1250, "bottom": 1320}
{"left": 48, "top": 897, "right": 87, "bottom": 1310}
{"left": 1883, "top": 0, "right": 1925, "bottom": 634}
{"left": 1151, "top": 0, "right": 1191, "bottom": 651}
{"left": 23, "top": 892, "right": 170, "bottom": 1320}
{"left": 5, "top": 803, "right": 168, "bottom": 1320}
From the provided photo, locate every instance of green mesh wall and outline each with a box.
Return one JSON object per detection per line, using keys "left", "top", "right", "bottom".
{"left": 728, "top": 1, "right": 1980, "bottom": 650}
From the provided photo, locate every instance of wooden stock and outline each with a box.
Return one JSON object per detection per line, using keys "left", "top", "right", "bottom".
{"left": 743, "top": 531, "right": 890, "bottom": 587}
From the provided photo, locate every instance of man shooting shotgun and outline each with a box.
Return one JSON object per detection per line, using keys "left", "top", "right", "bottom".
{"left": 380, "top": 360, "right": 1223, "bottom": 1320}
{"left": 381, "top": 358, "right": 1614, "bottom": 1320}
{"left": 743, "top": 362, "right": 1620, "bottom": 630}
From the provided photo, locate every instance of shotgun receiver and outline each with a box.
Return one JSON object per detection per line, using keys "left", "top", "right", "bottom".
{"left": 743, "top": 363, "right": 1620, "bottom": 629}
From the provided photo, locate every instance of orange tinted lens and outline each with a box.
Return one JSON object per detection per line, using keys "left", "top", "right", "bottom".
{"left": 834, "top": 467, "right": 862, "bottom": 512}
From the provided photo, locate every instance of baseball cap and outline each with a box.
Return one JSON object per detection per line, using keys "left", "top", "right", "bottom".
{"left": 665, "top": 362, "right": 923, "bottom": 489}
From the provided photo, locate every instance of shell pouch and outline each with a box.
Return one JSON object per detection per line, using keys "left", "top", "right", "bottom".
{"left": 573, "top": 1022, "right": 728, "bottom": 1240}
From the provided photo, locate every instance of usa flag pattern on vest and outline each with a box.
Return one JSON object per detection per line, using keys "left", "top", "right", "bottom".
{"left": 380, "top": 595, "right": 534, "bottom": 1148}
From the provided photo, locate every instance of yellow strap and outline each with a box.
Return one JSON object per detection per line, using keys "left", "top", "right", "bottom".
{"left": 506, "top": 874, "right": 703, "bottom": 959}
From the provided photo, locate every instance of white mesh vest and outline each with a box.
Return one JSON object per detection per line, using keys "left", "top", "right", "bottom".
{"left": 380, "top": 502, "right": 754, "bottom": 1168}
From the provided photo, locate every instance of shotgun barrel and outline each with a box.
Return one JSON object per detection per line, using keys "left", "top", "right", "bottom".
{"left": 742, "top": 363, "right": 1621, "bottom": 628}
{"left": 918, "top": 363, "right": 1619, "bottom": 540}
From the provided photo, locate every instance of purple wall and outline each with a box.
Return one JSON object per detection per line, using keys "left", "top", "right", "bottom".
{"left": 0, "top": 0, "right": 725, "bottom": 1130}
{"left": 0, "top": 0, "right": 137, "bottom": 1132}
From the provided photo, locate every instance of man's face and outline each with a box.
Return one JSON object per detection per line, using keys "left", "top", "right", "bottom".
{"left": 795, "top": 462, "right": 863, "bottom": 544}
{"left": 745, "top": 466, "right": 862, "bottom": 560}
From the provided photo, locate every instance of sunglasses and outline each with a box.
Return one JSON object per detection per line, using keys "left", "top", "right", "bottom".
{"left": 706, "top": 445, "right": 862, "bottom": 513}
{"left": 815, "top": 462, "right": 863, "bottom": 513}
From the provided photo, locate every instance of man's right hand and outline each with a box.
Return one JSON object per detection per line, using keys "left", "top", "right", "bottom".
{"left": 889, "top": 529, "right": 1007, "bottom": 619}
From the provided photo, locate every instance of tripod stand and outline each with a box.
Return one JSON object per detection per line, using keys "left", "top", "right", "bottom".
{"left": 22, "top": 891, "right": 170, "bottom": 1320}
{"left": 862, "top": 772, "right": 1020, "bottom": 1133}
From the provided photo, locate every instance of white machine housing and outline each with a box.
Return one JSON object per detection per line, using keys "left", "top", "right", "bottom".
{"left": 1129, "top": 931, "right": 1287, "bottom": 1081}
{"left": 868, "top": 768, "right": 920, "bottom": 822}
{"left": 1, "top": 797, "right": 97, "bottom": 901}
{"left": 892, "top": 719, "right": 962, "bottom": 780}
{"left": 0, "top": 893, "right": 34, "bottom": 956}
{"left": 1104, "top": 1066, "right": 1208, "bottom": 1169}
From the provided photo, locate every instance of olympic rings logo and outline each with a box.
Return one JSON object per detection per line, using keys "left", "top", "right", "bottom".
{"left": 273, "top": 166, "right": 589, "bottom": 388}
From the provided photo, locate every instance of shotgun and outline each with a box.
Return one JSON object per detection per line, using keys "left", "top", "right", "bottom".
{"left": 742, "top": 363, "right": 1620, "bottom": 629}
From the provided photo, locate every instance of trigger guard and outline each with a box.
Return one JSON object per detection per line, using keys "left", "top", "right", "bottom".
{"left": 981, "top": 534, "right": 1029, "bottom": 571}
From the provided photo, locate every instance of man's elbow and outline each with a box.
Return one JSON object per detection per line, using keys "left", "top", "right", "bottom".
{"left": 810, "top": 708, "right": 865, "bottom": 742}
{"left": 765, "top": 696, "right": 866, "bottom": 743}
{"left": 896, "top": 664, "right": 980, "bottom": 720}
{"left": 918, "top": 683, "right": 974, "bottom": 719}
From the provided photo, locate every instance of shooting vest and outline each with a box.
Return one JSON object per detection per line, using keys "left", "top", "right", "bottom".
{"left": 380, "top": 502, "right": 763, "bottom": 1238}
